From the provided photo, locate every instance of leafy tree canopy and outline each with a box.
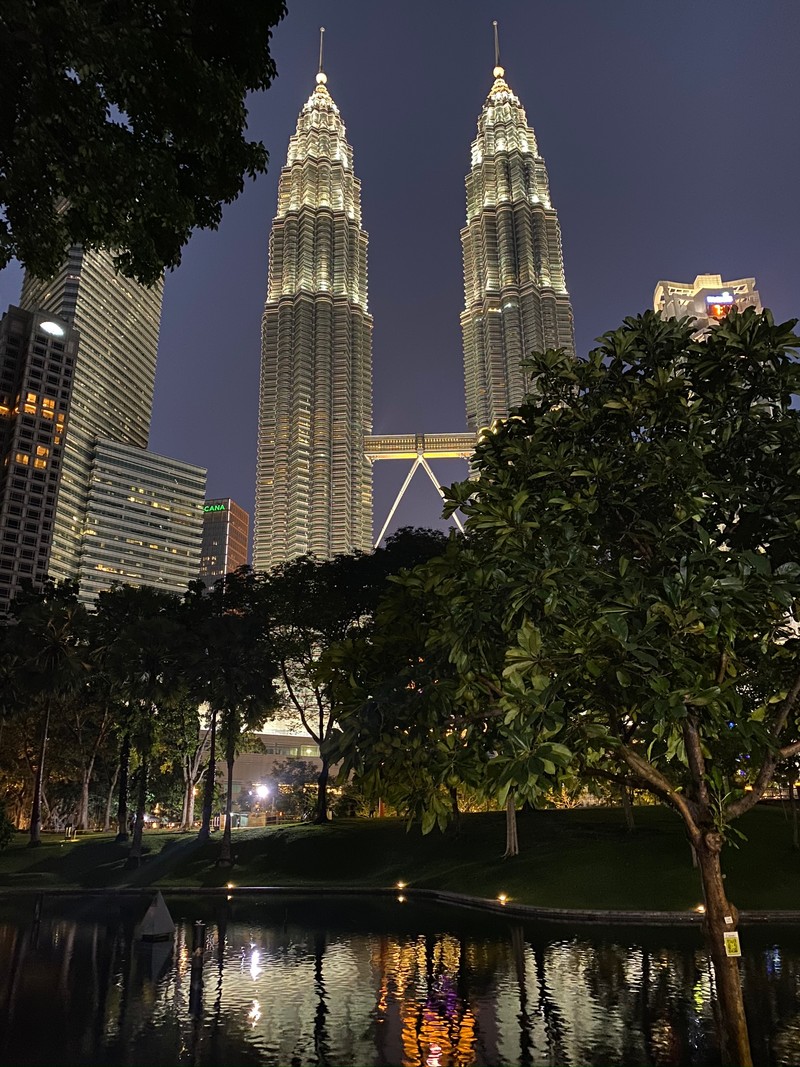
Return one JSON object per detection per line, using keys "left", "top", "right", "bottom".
{"left": 0, "top": 0, "right": 287, "bottom": 284}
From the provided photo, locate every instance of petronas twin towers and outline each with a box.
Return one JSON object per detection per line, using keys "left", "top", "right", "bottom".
{"left": 253, "top": 47, "right": 574, "bottom": 571}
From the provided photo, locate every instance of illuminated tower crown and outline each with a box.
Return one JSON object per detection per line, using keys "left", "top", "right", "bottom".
{"left": 461, "top": 40, "right": 575, "bottom": 430}
{"left": 254, "top": 42, "right": 373, "bottom": 569}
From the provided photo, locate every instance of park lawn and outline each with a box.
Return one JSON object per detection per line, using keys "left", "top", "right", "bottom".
{"left": 1, "top": 806, "right": 798, "bottom": 911}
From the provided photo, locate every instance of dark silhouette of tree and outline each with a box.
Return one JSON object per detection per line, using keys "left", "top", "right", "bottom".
{"left": 0, "top": 0, "right": 287, "bottom": 284}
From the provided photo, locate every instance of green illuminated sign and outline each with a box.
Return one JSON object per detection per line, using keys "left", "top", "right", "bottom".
{"left": 203, "top": 503, "right": 226, "bottom": 513}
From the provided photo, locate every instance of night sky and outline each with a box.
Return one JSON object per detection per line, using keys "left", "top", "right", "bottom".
{"left": 1, "top": 0, "right": 799, "bottom": 548}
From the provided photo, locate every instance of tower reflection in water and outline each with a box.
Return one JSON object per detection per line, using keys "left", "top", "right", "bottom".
{"left": 1, "top": 902, "right": 800, "bottom": 1066}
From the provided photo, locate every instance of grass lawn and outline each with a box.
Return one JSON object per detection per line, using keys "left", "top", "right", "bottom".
{"left": 1, "top": 805, "right": 798, "bottom": 911}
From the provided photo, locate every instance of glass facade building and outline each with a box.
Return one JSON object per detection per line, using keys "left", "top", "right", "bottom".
{"left": 19, "top": 246, "right": 163, "bottom": 583}
{"left": 0, "top": 307, "right": 76, "bottom": 612}
{"left": 461, "top": 64, "right": 575, "bottom": 431}
{"left": 79, "top": 438, "right": 205, "bottom": 602}
{"left": 253, "top": 71, "right": 373, "bottom": 570}
{"left": 199, "top": 497, "right": 249, "bottom": 586}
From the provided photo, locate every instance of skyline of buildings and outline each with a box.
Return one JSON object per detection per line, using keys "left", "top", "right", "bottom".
{"left": 0, "top": 245, "right": 208, "bottom": 609}
{"left": 253, "top": 66, "right": 374, "bottom": 569}
{"left": 19, "top": 247, "right": 164, "bottom": 590}
{"left": 0, "top": 26, "right": 786, "bottom": 604}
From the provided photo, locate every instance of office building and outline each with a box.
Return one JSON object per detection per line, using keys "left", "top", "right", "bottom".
{"left": 461, "top": 60, "right": 575, "bottom": 430}
{"left": 253, "top": 64, "right": 373, "bottom": 570}
{"left": 654, "top": 274, "right": 762, "bottom": 331}
{"left": 78, "top": 438, "right": 206, "bottom": 602}
{"left": 199, "top": 497, "right": 249, "bottom": 586}
{"left": 0, "top": 306, "right": 76, "bottom": 612}
{"left": 19, "top": 246, "right": 163, "bottom": 583}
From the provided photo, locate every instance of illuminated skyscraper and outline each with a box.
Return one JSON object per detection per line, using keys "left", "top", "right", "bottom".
{"left": 199, "top": 497, "right": 249, "bottom": 586}
{"left": 0, "top": 306, "right": 76, "bottom": 612}
{"left": 461, "top": 45, "right": 575, "bottom": 430}
{"left": 253, "top": 57, "right": 373, "bottom": 570}
{"left": 20, "top": 247, "right": 163, "bottom": 583}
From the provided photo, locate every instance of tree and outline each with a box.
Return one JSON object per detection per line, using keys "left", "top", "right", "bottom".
{"left": 95, "top": 585, "right": 192, "bottom": 866}
{"left": 264, "top": 532, "right": 448, "bottom": 824}
{"left": 0, "top": 0, "right": 287, "bottom": 284}
{"left": 427, "top": 309, "right": 800, "bottom": 1066}
{"left": 196, "top": 569, "right": 279, "bottom": 865}
{"left": 11, "top": 580, "right": 90, "bottom": 845}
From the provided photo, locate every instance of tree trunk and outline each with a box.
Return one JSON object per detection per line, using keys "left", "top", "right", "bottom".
{"left": 79, "top": 754, "right": 97, "bottom": 831}
{"left": 218, "top": 752, "right": 235, "bottom": 867}
{"left": 198, "top": 709, "right": 217, "bottom": 842}
{"left": 449, "top": 785, "right": 461, "bottom": 835}
{"left": 313, "top": 757, "right": 330, "bottom": 824}
{"left": 126, "top": 757, "right": 149, "bottom": 868}
{"left": 620, "top": 783, "right": 635, "bottom": 831}
{"left": 28, "top": 700, "right": 52, "bottom": 847}
{"left": 695, "top": 831, "right": 753, "bottom": 1067}
{"left": 115, "top": 733, "right": 130, "bottom": 842}
{"left": 790, "top": 781, "right": 799, "bottom": 851}
{"left": 103, "top": 762, "right": 119, "bottom": 832}
{"left": 187, "top": 777, "right": 197, "bottom": 829}
{"left": 180, "top": 762, "right": 191, "bottom": 831}
{"left": 504, "top": 792, "right": 519, "bottom": 858}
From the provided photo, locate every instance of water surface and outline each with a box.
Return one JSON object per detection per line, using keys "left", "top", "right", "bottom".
{"left": 1, "top": 894, "right": 798, "bottom": 1066}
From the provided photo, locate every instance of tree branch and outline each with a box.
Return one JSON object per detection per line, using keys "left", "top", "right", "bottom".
{"left": 618, "top": 744, "right": 702, "bottom": 842}
{"left": 726, "top": 669, "right": 800, "bottom": 820}
{"left": 683, "top": 716, "right": 709, "bottom": 807}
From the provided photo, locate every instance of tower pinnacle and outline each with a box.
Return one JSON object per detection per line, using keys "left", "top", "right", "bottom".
{"left": 492, "top": 19, "right": 504, "bottom": 77}
{"left": 316, "top": 26, "right": 327, "bottom": 84}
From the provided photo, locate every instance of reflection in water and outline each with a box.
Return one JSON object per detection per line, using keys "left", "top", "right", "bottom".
{"left": 0, "top": 898, "right": 799, "bottom": 1066}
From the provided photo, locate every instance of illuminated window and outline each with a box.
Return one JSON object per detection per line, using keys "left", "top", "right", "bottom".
{"left": 36, "top": 445, "right": 50, "bottom": 457}
{"left": 34, "top": 458, "right": 47, "bottom": 469}
{"left": 15, "top": 452, "right": 29, "bottom": 465}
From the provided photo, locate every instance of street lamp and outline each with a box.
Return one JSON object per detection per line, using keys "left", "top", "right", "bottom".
{"left": 256, "top": 785, "right": 269, "bottom": 801}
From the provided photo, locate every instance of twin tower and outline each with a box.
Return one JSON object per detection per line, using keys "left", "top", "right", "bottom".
{"left": 253, "top": 50, "right": 575, "bottom": 570}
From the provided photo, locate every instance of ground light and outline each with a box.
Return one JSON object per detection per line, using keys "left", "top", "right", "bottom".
{"left": 497, "top": 893, "right": 508, "bottom": 905}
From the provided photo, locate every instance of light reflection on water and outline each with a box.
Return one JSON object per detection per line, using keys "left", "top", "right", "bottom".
{"left": 0, "top": 897, "right": 799, "bottom": 1066}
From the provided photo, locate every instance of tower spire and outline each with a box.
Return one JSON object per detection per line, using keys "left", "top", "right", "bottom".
{"left": 316, "top": 26, "right": 327, "bottom": 84}
{"left": 492, "top": 20, "right": 504, "bottom": 77}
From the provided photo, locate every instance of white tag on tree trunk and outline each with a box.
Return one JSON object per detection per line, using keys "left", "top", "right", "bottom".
{"left": 724, "top": 931, "right": 741, "bottom": 957}
{"left": 724, "top": 915, "right": 734, "bottom": 925}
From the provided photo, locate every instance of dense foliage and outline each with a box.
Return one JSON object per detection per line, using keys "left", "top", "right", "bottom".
{"left": 0, "top": 0, "right": 287, "bottom": 283}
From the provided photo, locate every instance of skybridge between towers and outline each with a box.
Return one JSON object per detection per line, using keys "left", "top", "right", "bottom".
{"left": 364, "top": 432, "right": 478, "bottom": 546}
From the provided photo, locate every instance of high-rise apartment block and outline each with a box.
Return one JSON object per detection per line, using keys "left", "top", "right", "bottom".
{"left": 0, "top": 307, "right": 75, "bottom": 611}
{"left": 78, "top": 439, "right": 206, "bottom": 602}
{"left": 199, "top": 497, "right": 249, "bottom": 586}
{"left": 253, "top": 68, "right": 373, "bottom": 570}
{"left": 20, "top": 247, "right": 164, "bottom": 584}
{"left": 654, "top": 274, "right": 762, "bottom": 330}
{"left": 461, "top": 63, "right": 575, "bottom": 431}
{"left": 0, "top": 246, "right": 207, "bottom": 604}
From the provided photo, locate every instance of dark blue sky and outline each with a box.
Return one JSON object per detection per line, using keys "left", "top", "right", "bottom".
{"left": 2, "top": 0, "right": 799, "bottom": 544}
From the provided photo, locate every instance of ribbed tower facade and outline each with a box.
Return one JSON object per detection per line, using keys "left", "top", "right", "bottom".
{"left": 461, "top": 64, "right": 575, "bottom": 431}
{"left": 254, "top": 71, "right": 373, "bottom": 570}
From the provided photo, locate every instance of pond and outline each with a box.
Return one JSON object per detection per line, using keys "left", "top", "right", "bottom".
{"left": 1, "top": 893, "right": 799, "bottom": 1066}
